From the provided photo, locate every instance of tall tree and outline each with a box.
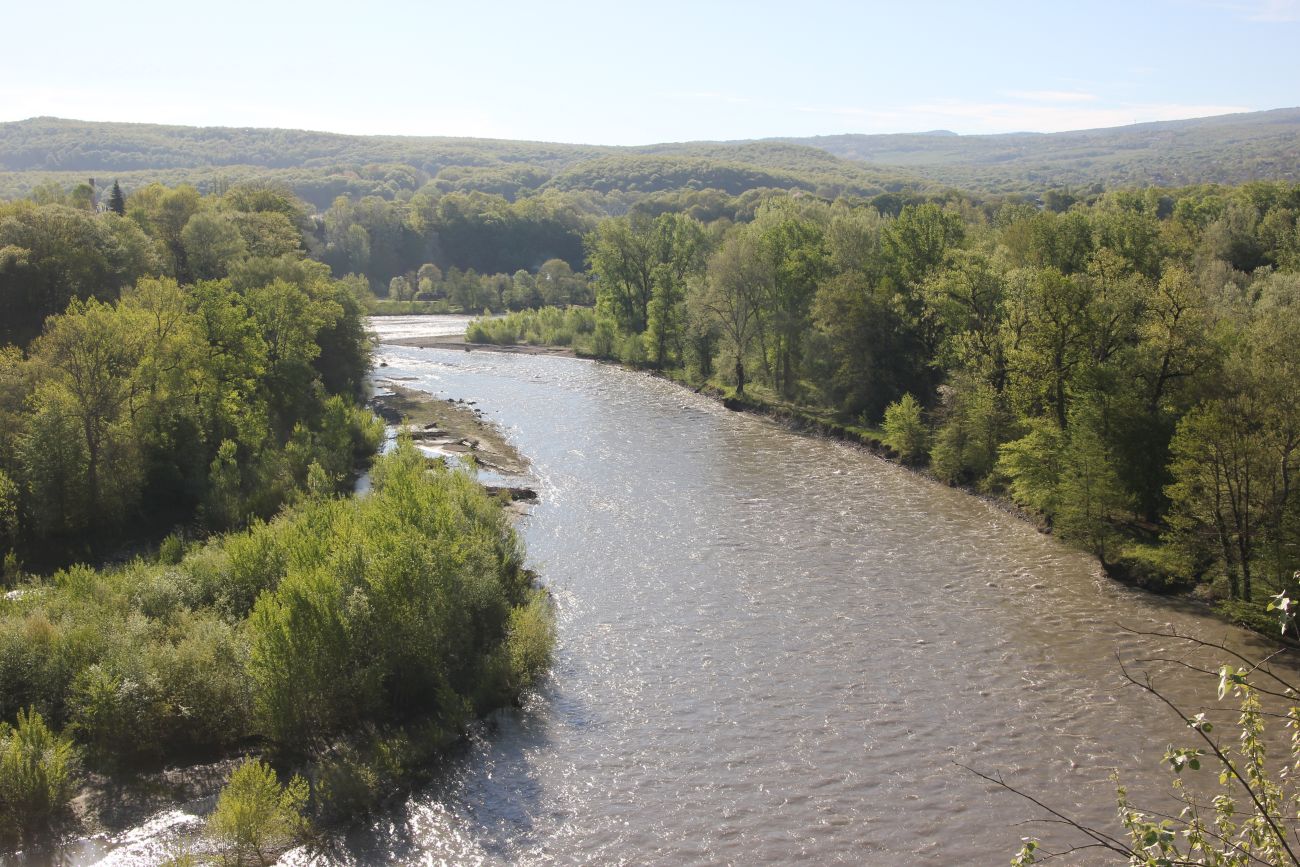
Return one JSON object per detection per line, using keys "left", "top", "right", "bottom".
{"left": 698, "top": 230, "right": 765, "bottom": 395}
{"left": 587, "top": 214, "right": 657, "bottom": 334}
{"left": 751, "top": 201, "right": 827, "bottom": 398}
{"left": 26, "top": 298, "right": 144, "bottom": 527}
{"left": 107, "top": 181, "right": 126, "bottom": 216}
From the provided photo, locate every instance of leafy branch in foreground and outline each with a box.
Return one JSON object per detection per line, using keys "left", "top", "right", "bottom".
{"left": 982, "top": 621, "right": 1300, "bottom": 866}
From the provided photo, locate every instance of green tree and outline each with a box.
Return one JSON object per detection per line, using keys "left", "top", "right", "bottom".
{"left": 644, "top": 213, "right": 707, "bottom": 368}
{"left": 1002, "top": 267, "right": 1094, "bottom": 430}
{"left": 587, "top": 214, "right": 658, "bottom": 334}
{"left": 206, "top": 757, "right": 308, "bottom": 867}
{"left": 107, "top": 181, "right": 126, "bottom": 216}
{"left": 182, "top": 211, "right": 247, "bottom": 280}
{"left": 997, "top": 416, "right": 1066, "bottom": 519}
{"left": 930, "top": 376, "right": 1006, "bottom": 485}
{"left": 1054, "top": 402, "right": 1130, "bottom": 559}
{"left": 750, "top": 200, "right": 827, "bottom": 398}
{"left": 881, "top": 394, "right": 929, "bottom": 465}
{"left": 698, "top": 230, "right": 766, "bottom": 394}
{"left": 26, "top": 298, "right": 144, "bottom": 526}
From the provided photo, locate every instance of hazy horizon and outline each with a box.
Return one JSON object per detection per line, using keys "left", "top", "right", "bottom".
{"left": 4, "top": 0, "right": 1297, "bottom": 146}
{"left": 9, "top": 103, "right": 1298, "bottom": 150}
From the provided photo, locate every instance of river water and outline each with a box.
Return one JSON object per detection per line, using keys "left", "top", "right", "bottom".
{"left": 60, "top": 317, "right": 1295, "bottom": 865}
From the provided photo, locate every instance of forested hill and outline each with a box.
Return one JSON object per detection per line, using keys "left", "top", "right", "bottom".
{"left": 0, "top": 118, "right": 924, "bottom": 209}
{"left": 780, "top": 107, "right": 1300, "bottom": 193}
{"left": 5, "top": 109, "right": 1299, "bottom": 208}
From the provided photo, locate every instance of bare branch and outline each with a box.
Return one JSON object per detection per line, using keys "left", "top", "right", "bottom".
{"left": 958, "top": 763, "right": 1134, "bottom": 857}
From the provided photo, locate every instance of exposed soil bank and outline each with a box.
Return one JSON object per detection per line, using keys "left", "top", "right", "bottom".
{"left": 371, "top": 383, "right": 529, "bottom": 476}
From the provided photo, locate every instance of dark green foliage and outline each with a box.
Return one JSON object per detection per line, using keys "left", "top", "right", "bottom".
{"left": 106, "top": 181, "right": 125, "bottom": 216}
{"left": 0, "top": 202, "right": 157, "bottom": 344}
{"left": 1, "top": 258, "right": 378, "bottom": 560}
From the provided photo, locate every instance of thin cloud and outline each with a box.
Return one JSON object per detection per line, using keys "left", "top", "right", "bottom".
{"left": 795, "top": 105, "right": 867, "bottom": 117}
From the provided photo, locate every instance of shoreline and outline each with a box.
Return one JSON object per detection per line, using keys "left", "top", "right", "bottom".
{"left": 371, "top": 381, "right": 530, "bottom": 476}
{"left": 383, "top": 334, "right": 576, "bottom": 356}
{"left": 378, "top": 326, "right": 1286, "bottom": 641}
{"left": 651, "top": 373, "right": 1290, "bottom": 638}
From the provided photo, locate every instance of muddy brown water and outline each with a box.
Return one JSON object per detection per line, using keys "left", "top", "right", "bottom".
{"left": 40, "top": 317, "right": 1296, "bottom": 865}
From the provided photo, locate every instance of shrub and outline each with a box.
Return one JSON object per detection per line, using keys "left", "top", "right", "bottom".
{"left": 246, "top": 443, "right": 542, "bottom": 753}
{"left": 0, "top": 442, "right": 553, "bottom": 800}
{"left": 206, "top": 757, "right": 307, "bottom": 867}
{"left": 158, "top": 533, "right": 186, "bottom": 566}
{"left": 881, "top": 394, "right": 929, "bottom": 465}
{"left": 0, "top": 707, "right": 77, "bottom": 842}
{"left": 507, "top": 590, "right": 555, "bottom": 691}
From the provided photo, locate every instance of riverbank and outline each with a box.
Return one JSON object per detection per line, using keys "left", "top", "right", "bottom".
{"left": 385, "top": 334, "right": 575, "bottom": 356}
{"left": 378, "top": 323, "right": 1283, "bottom": 637}
{"left": 372, "top": 382, "right": 530, "bottom": 475}
{"left": 667, "top": 375, "right": 1290, "bottom": 639}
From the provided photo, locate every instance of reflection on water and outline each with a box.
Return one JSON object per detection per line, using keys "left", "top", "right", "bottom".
{"left": 366, "top": 314, "right": 475, "bottom": 341}
{"left": 49, "top": 324, "right": 1296, "bottom": 864}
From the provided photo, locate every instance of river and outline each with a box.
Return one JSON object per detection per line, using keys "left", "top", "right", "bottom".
{"left": 66, "top": 316, "right": 1295, "bottom": 865}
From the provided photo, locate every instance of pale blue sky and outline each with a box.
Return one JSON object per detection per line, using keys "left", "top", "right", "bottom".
{"left": 3, "top": 0, "right": 1297, "bottom": 144}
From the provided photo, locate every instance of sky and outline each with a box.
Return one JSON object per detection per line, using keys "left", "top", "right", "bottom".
{"left": 3, "top": 0, "right": 1298, "bottom": 145}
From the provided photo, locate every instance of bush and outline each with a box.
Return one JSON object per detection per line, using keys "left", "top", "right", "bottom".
{"left": 881, "top": 394, "right": 929, "bottom": 465}
{"left": 158, "top": 533, "right": 186, "bottom": 566}
{"left": 247, "top": 443, "right": 538, "bottom": 752}
{"left": 0, "top": 707, "right": 77, "bottom": 842}
{"left": 206, "top": 757, "right": 307, "bottom": 866}
{"left": 466, "top": 307, "right": 597, "bottom": 349}
{"left": 507, "top": 590, "right": 555, "bottom": 691}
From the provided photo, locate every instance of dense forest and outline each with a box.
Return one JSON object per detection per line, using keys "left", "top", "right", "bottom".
{"left": 0, "top": 184, "right": 381, "bottom": 563}
{"left": 470, "top": 179, "right": 1300, "bottom": 632}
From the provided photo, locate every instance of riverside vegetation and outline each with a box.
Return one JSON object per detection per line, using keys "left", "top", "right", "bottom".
{"left": 0, "top": 441, "right": 553, "bottom": 854}
{"left": 467, "top": 181, "right": 1300, "bottom": 637}
{"left": 0, "top": 178, "right": 555, "bottom": 856}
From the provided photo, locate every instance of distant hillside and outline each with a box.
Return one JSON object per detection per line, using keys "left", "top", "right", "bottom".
{"left": 781, "top": 108, "right": 1300, "bottom": 193}
{"left": 4, "top": 109, "right": 1298, "bottom": 208}
{"left": 0, "top": 118, "right": 923, "bottom": 209}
